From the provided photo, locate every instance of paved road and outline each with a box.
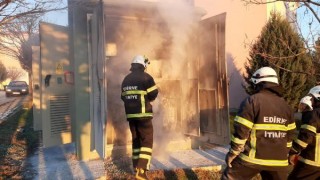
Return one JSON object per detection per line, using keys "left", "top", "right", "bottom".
{"left": 0, "top": 91, "right": 18, "bottom": 104}
{"left": 0, "top": 91, "right": 29, "bottom": 122}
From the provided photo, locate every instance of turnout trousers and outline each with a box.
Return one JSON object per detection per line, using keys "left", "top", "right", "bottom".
{"left": 222, "top": 158, "right": 288, "bottom": 180}
{"left": 129, "top": 118, "right": 153, "bottom": 170}
{"left": 288, "top": 161, "right": 320, "bottom": 180}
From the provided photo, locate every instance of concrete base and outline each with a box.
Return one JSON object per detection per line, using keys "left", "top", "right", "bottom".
{"left": 151, "top": 144, "right": 228, "bottom": 171}
{"left": 26, "top": 141, "right": 228, "bottom": 179}
{"left": 106, "top": 138, "right": 228, "bottom": 172}
{"left": 25, "top": 143, "right": 105, "bottom": 180}
{"left": 106, "top": 137, "right": 193, "bottom": 157}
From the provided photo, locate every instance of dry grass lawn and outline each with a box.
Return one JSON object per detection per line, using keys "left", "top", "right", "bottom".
{"left": 0, "top": 108, "right": 39, "bottom": 179}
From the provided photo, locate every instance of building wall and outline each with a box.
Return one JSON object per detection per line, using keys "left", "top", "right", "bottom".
{"left": 194, "top": 0, "right": 291, "bottom": 109}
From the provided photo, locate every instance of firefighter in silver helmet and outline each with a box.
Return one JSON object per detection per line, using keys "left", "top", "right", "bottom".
{"left": 121, "top": 55, "right": 158, "bottom": 180}
{"left": 222, "top": 67, "right": 296, "bottom": 180}
{"left": 288, "top": 86, "right": 320, "bottom": 179}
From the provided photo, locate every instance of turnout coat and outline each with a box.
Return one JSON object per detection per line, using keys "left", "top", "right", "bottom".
{"left": 121, "top": 65, "right": 158, "bottom": 120}
{"left": 230, "top": 86, "right": 296, "bottom": 170}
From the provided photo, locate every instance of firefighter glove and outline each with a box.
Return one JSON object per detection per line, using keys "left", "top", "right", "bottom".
{"left": 225, "top": 151, "right": 238, "bottom": 168}
{"left": 288, "top": 148, "right": 299, "bottom": 165}
{"left": 288, "top": 154, "right": 299, "bottom": 165}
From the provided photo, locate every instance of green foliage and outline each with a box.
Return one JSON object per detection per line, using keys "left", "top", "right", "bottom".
{"left": 0, "top": 61, "right": 7, "bottom": 82}
{"left": 313, "top": 38, "right": 320, "bottom": 83}
{"left": 244, "top": 13, "right": 316, "bottom": 109}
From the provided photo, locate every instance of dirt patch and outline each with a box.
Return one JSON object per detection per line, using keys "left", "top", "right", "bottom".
{"left": 104, "top": 156, "right": 223, "bottom": 180}
{"left": 0, "top": 108, "right": 39, "bottom": 179}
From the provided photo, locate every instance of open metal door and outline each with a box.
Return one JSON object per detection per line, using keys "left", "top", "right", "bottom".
{"left": 32, "top": 46, "right": 42, "bottom": 131}
{"left": 88, "top": 2, "right": 106, "bottom": 158}
{"left": 198, "top": 13, "right": 229, "bottom": 145}
{"left": 40, "top": 22, "right": 73, "bottom": 147}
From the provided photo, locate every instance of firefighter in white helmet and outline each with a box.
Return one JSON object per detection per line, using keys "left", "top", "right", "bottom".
{"left": 121, "top": 55, "right": 158, "bottom": 180}
{"left": 288, "top": 86, "right": 320, "bottom": 179}
{"left": 298, "top": 96, "right": 313, "bottom": 113}
{"left": 222, "top": 67, "right": 296, "bottom": 180}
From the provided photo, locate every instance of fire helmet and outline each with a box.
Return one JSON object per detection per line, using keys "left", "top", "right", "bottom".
{"left": 132, "top": 55, "right": 150, "bottom": 68}
{"left": 250, "top": 67, "right": 279, "bottom": 85}
{"left": 308, "top": 85, "right": 320, "bottom": 100}
{"left": 299, "top": 96, "right": 313, "bottom": 110}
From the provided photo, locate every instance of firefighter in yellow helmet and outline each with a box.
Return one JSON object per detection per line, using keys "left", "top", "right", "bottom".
{"left": 222, "top": 67, "right": 296, "bottom": 180}
{"left": 121, "top": 55, "right": 158, "bottom": 180}
{"left": 288, "top": 86, "right": 320, "bottom": 179}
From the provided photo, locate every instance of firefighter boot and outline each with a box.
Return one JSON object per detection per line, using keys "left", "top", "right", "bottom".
{"left": 135, "top": 168, "right": 148, "bottom": 180}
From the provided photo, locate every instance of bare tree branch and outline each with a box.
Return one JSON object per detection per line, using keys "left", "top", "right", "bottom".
{"left": 243, "top": 0, "right": 320, "bottom": 6}
{"left": 0, "top": 1, "right": 67, "bottom": 27}
{"left": 303, "top": 2, "right": 320, "bottom": 23}
{"left": 243, "top": 0, "right": 320, "bottom": 23}
{"left": 6, "top": 67, "right": 25, "bottom": 81}
{"left": 243, "top": 0, "right": 320, "bottom": 66}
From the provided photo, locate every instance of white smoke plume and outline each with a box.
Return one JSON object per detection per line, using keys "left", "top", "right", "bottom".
{"left": 104, "top": 0, "right": 204, "bottom": 157}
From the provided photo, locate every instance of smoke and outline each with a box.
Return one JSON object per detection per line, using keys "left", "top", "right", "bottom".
{"left": 105, "top": 0, "right": 203, "bottom": 155}
{"left": 149, "top": 1, "right": 201, "bottom": 156}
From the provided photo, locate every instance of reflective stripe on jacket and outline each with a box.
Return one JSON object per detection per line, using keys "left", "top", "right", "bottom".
{"left": 231, "top": 88, "right": 296, "bottom": 169}
{"left": 121, "top": 69, "right": 158, "bottom": 119}
{"left": 292, "top": 109, "right": 320, "bottom": 167}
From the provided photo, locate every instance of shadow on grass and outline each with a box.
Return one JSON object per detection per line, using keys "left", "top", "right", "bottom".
{"left": 0, "top": 109, "right": 26, "bottom": 178}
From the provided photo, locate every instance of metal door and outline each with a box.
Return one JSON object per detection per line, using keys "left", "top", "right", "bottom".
{"left": 32, "top": 46, "right": 41, "bottom": 131}
{"left": 88, "top": 2, "right": 106, "bottom": 158}
{"left": 198, "top": 13, "right": 229, "bottom": 145}
{"left": 40, "top": 22, "right": 73, "bottom": 147}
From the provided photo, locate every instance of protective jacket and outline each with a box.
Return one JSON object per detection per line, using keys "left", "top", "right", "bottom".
{"left": 121, "top": 64, "right": 158, "bottom": 120}
{"left": 291, "top": 102, "right": 320, "bottom": 167}
{"left": 230, "top": 84, "right": 296, "bottom": 170}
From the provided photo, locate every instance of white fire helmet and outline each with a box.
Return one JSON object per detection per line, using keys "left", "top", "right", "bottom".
{"left": 250, "top": 67, "right": 279, "bottom": 85}
{"left": 132, "top": 55, "right": 150, "bottom": 68}
{"left": 308, "top": 85, "right": 320, "bottom": 100}
{"left": 299, "top": 96, "right": 313, "bottom": 110}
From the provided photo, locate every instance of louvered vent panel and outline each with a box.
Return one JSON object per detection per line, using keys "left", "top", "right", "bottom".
{"left": 50, "top": 95, "right": 71, "bottom": 135}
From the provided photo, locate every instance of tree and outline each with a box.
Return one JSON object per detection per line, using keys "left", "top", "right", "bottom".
{"left": 0, "top": 14, "right": 40, "bottom": 88}
{"left": 312, "top": 38, "right": 320, "bottom": 83}
{"left": 6, "top": 67, "right": 25, "bottom": 81}
{"left": 0, "top": 61, "right": 7, "bottom": 83}
{"left": 0, "top": 1, "right": 66, "bottom": 87}
{"left": 243, "top": 1, "right": 320, "bottom": 57}
{"left": 315, "top": 38, "right": 320, "bottom": 62}
{"left": 0, "top": 1, "right": 66, "bottom": 71}
{"left": 242, "top": 1, "right": 320, "bottom": 23}
{"left": 0, "top": 0, "right": 65, "bottom": 27}
{"left": 0, "top": 15, "right": 39, "bottom": 71}
{"left": 243, "top": 13, "right": 316, "bottom": 108}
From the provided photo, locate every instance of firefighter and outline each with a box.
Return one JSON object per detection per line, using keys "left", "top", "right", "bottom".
{"left": 121, "top": 55, "right": 158, "bottom": 180}
{"left": 297, "top": 95, "right": 313, "bottom": 113}
{"left": 288, "top": 86, "right": 320, "bottom": 179}
{"left": 222, "top": 67, "right": 296, "bottom": 180}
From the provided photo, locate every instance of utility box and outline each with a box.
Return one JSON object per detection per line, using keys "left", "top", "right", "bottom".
{"left": 39, "top": 22, "right": 74, "bottom": 147}
{"left": 39, "top": 0, "right": 229, "bottom": 160}
{"left": 101, "top": 1, "right": 229, "bottom": 151}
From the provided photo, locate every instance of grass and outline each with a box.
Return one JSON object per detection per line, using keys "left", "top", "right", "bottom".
{"left": 0, "top": 107, "right": 39, "bottom": 179}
